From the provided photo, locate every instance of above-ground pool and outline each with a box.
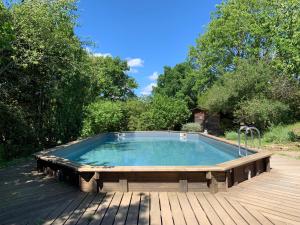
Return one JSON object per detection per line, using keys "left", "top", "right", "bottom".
{"left": 35, "top": 131, "right": 272, "bottom": 193}
{"left": 53, "top": 132, "right": 253, "bottom": 166}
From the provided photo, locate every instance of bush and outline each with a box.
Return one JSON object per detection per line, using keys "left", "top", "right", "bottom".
{"left": 81, "top": 100, "right": 126, "bottom": 136}
{"left": 263, "top": 125, "right": 298, "bottom": 143}
{"left": 225, "top": 131, "right": 238, "bottom": 140}
{"left": 181, "top": 123, "right": 203, "bottom": 132}
{"left": 234, "top": 97, "right": 291, "bottom": 130}
{"left": 137, "top": 95, "right": 191, "bottom": 130}
{"left": 124, "top": 99, "right": 149, "bottom": 131}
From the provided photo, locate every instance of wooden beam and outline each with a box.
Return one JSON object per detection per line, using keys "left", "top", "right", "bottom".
{"left": 179, "top": 180, "right": 188, "bottom": 192}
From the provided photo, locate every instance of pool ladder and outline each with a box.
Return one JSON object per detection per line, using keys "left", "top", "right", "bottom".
{"left": 117, "top": 132, "right": 125, "bottom": 140}
{"left": 238, "top": 126, "right": 261, "bottom": 156}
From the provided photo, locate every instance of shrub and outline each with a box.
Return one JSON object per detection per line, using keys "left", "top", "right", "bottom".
{"left": 124, "top": 99, "right": 149, "bottom": 131}
{"left": 263, "top": 125, "right": 298, "bottom": 143}
{"left": 81, "top": 100, "right": 126, "bottom": 136}
{"left": 234, "top": 97, "right": 291, "bottom": 130}
{"left": 225, "top": 131, "right": 238, "bottom": 140}
{"left": 138, "top": 95, "right": 191, "bottom": 130}
{"left": 181, "top": 123, "right": 203, "bottom": 132}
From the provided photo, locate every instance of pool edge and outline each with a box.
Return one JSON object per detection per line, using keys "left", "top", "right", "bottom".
{"left": 34, "top": 131, "right": 272, "bottom": 193}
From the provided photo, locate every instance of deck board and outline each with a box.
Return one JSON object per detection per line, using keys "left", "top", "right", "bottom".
{"left": 0, "top": 155, "right": 300, "bottom": 225}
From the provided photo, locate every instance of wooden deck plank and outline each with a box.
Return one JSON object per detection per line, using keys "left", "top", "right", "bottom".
{"left": 43, "top": 192, "right": 82, "bottom": 225}
{"left": 138, "top": 193, "right": 150, "bottom": 225}
{"left": 101, "top": 192, "right": 124, "bottom": 225}
{"left": 186, "top": 193, "right": 211, "bottom": 225}
{"left": 64, "top": 193, "right": 96, "bottom": 225}
{"left": 226, "top": 194, "right": 300, "bottom": 220}
{"left": 177, "top": 193, "right": 198, "bottom": 225}
{"left": 52, "top": 193, "right": 88, "bottom": 225}
{"left": 150, "top": 192, "right": 161, "bottom": 225}
{"left": 238, "top": 201, "right": 300, "bottom": 223}
{"left": 203, "top": 192, "right": 235, "bottom": 225}
{"left": 167, "top": 192, "right": 186, "bottom": 225}
{"left": 126, "top": 192, "right": 141, "bottom": 225}
{"left": 224, "top": 196, "right": 261, "bottom": 225}
{"left": 262, "top": 212, "right": 300, "bottom": 225}
{"left": 158, "top": 192, "right": 174, "bottom": 225}
{"left": 214, "top": 193, "right": 247, "bottom": 225}
{"left": 113, "top": 192, "right": 132, "bottom": 225}
{"left": 195, "top": 192, "right": 223, "bottom": 225}
{"left": 229, "top": 186, "right": 300, "bottom": 207}
{"left": 76, "top": 192, "right": 106, "bottom": 225}
{"left": 1, "top": 156, "right": 300, "bottom": 225}
{"left": 89, "top": 192, "right": 115, "bottom": 225}
{"left": 242, "top": 205, "right": 273, "bottom": 225}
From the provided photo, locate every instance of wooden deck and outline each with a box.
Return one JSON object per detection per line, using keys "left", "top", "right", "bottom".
{"left": 0, "top": 155, "right": 300, "bottom": 225}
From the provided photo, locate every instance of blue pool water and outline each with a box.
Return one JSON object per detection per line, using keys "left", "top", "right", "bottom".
{"left": 54, "top": 132, "right": 252, "bottom": 166}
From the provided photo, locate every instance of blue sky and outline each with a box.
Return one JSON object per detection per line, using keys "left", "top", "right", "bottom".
{"left": 75, "top": 0, "right": 221, "bottom": 96}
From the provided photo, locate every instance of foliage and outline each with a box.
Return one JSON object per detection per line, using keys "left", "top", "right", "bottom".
{"left": 224, "top": 131, "right": 238, "bottom": 141}
{"left": 224, "top": 122, "right": 300, "bottom": 144}
{"left": 181, "top": 123, "right": 203, "bottom": 132}
{"left": 234, "top": 97, "right": 291, "bottom": 130}
{"left": 189, "top": 0, "right": 300, "bottom": 94}
{"left": 198, "top": 59, "right": 274, "bottom": 113}
{"left": 154, "top": 62, "right": 197, "bottom": 108}
{"left": 0, "top": 0, "right": 138, "bottom": 159}
{"left": 198, "top": 58, "right": 299, "bottom": 130}
{"left": 124, "top": 98, "right": 149, "bottom": 131}
{"left": 137, "top": 95, "right": 191, "bottom": 130}
{"left": 88, "top": 56, "right": 137, "bottom": 100}
{"left": 0, "top": 103, "right": 36, "bottom": 159}
{"left": 263, "top": 125, "right": 298, "bottom": 144}
{"left": 81, "top": 100, "right": 127, "bottom": 136}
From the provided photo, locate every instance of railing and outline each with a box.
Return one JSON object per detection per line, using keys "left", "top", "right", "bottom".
{"left": 238, "top": 126, "right": 261, "bottom": 156}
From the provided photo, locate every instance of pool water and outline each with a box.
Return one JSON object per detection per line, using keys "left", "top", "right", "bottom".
{"left": 54, "top": 132, "right": 252, "bottom": 166}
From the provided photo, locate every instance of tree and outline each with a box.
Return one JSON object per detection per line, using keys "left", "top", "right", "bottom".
{"left": 234, "top": 97, "right": 291, "bottom": 130}
{"left": 198, "top": 59, "right": 274, "bottom": 113}
{"left": 137, "top": 95, "right": 191, "bottom": 130}
{"left": 0, "top": 0, "right": 97, "bottom": 158}
{"left": 198, "top": 58, "right": 298, "bottom": 130}
{"left": 189, "top": 0, "right": 300, "bottom": 94}
{"left": 81, "top": 100, "right": 127, "bottom": 136}
{"left": 153, "top": 62, "right": 197, "bottom": 108}
{"left": 88, "top": 55, "right": 137, "bottom": 100}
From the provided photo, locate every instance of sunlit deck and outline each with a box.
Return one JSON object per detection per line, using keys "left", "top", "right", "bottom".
{"left": 1, "top": 155, "right": 300, "bottom": 225}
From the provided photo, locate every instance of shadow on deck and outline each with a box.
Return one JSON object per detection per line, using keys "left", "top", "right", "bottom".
{"left": 0, "top": 155, "right": 300, "bottom": 225}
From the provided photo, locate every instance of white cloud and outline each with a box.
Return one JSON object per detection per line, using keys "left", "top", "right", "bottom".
{"left": 85, "top": 47, "right": 112, "bottom": 58}
{"left": 126, "top": 58, "right": 144, "bottom": 68}
{"left": 128, "top": 68, "right": 139, "bottom": 74}
{"left": 93, "top": 52, "right": 112, "bottom": 58}
{"left": 141, "top": 82, "right": 157, "bottom": 96}
{"left": 148, "top": 71, "right": 159, "bottom": 81}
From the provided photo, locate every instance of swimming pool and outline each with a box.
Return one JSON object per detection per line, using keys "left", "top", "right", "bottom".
{"left": 35, "top": 131, "right": 272, "bottom": 193}
{"left": 53, "top": 132, "right": 252, "bottom": 166}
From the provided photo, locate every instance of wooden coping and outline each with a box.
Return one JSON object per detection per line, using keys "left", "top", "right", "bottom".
{"left": 34, "top": 131, "right": 272, "bottom": 173}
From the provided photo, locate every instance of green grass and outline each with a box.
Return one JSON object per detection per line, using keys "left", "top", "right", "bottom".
{"left": 224, "top": 131, "right": 239, "bottom": 140}
{"left": 263, "top": 123, "right": 299, "bottom": 144}
{"left": 224, "top": 122, "right": 300, "bottom": 147}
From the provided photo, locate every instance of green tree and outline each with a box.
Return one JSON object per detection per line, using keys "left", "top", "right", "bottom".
{"left": 81, "top": 100, "right": 127, "bottom": 136}
{"left": 124, "top": 98, "right": 149, "bottom": 131}
{"left": 189, "top": 0, "right": 300, "bottom": 94}
{"left": 138, "top": 95, "right": 191, "bottom": 130}
{"left": 89, "top": 55, "right": 138, "bottom": 100}
{"left": 198, "top": 59, "right": 298, "bottom": 130}
{"left": 198, "top": 59, "right": 274, "bottom": 113}
{"left": 234, "top": 97, "right": 291, "bottom": 130}
{"left": 154, "top": 62, "right": 197, "bottom": 108}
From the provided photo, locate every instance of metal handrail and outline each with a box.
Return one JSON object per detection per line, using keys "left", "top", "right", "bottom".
{"left": 238, "top": 126, "right": 261, "bottom": 156}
